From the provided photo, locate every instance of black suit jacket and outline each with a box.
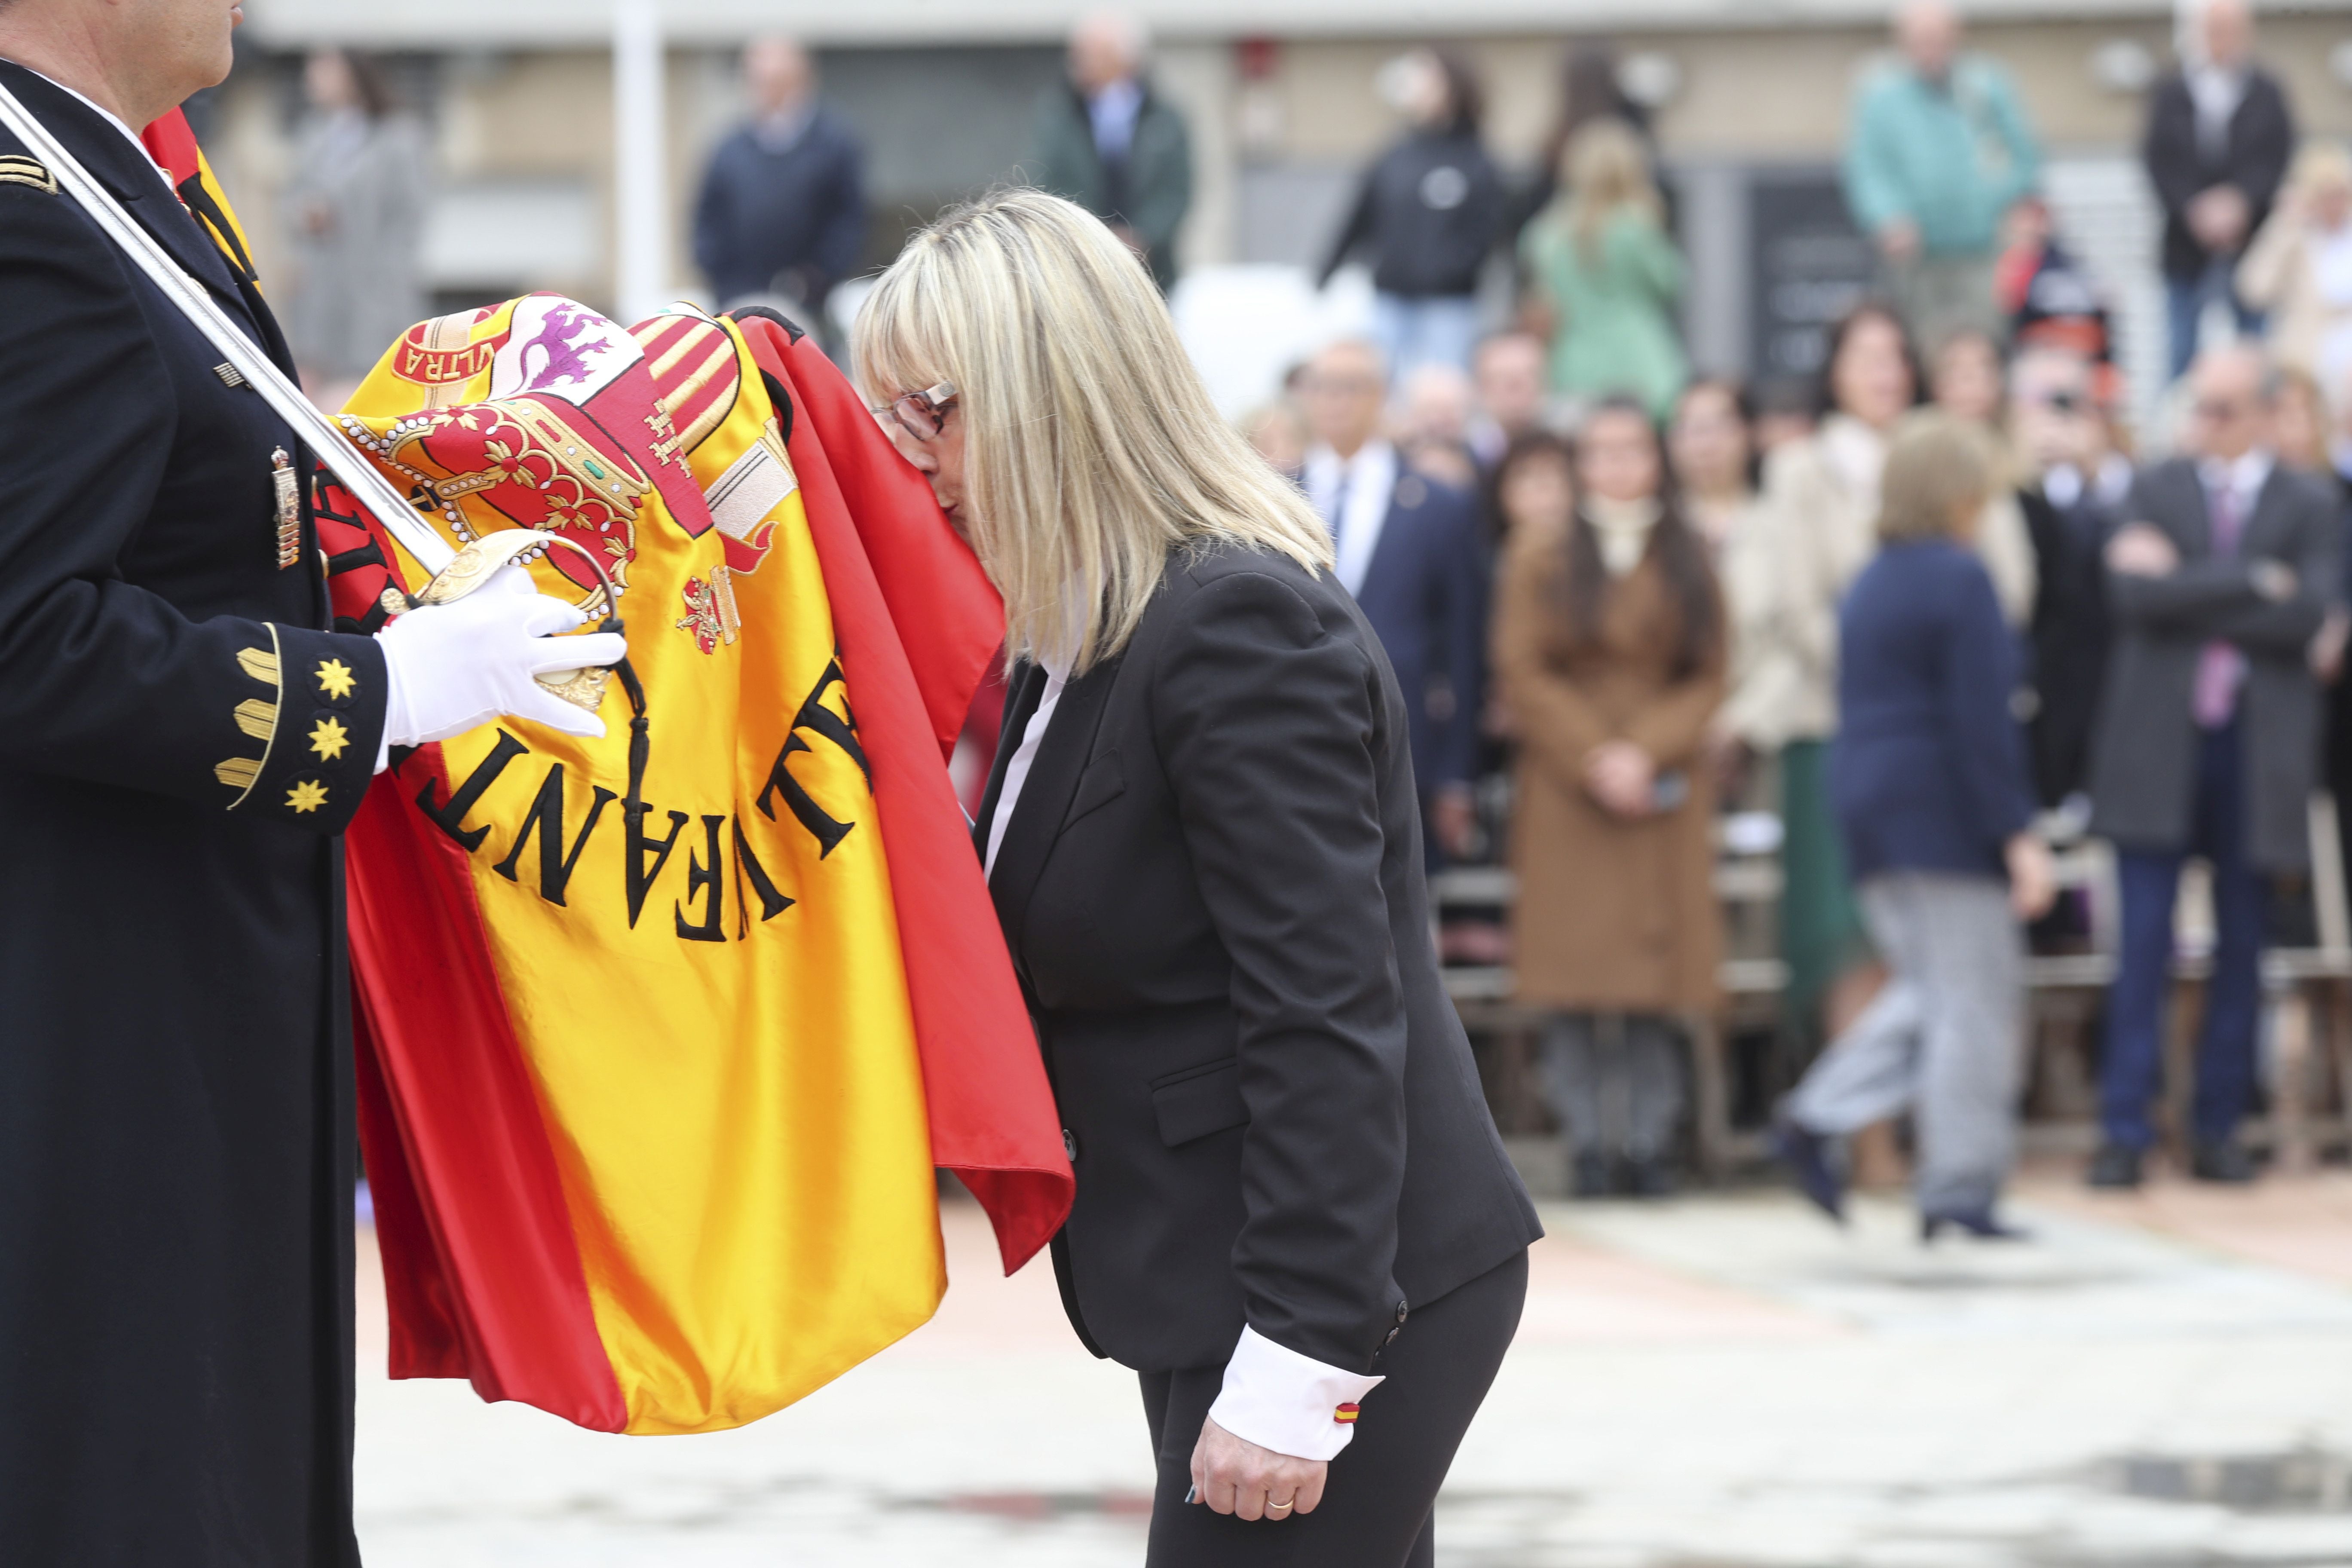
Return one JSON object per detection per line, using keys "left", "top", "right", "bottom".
{"left": 2142, "top": 67, "right": 2294, "bottom": 281}
{"left": 1351, "top": 471, "right": 1488, "bottom": 793}
{"left": 2086, "top": 457, "right": 2337, "bottom": 871}
{"left": 0, "top": 62, "right": 385, "bottom": 1562}
{"left": 976, "top": 542, "right": 1539, "bottom": 1375}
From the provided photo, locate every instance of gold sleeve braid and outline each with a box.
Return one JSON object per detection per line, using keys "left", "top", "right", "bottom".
{"left": 214, "top": 629, "right": 283, "bottom": 803}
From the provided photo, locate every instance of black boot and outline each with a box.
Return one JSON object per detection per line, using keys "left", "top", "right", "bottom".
{"left": 2190, "top": 1139, "right": 2258, "bottom": 1184}
{"left": 2086, "top": 1142, "right": 2144, "bottom": 1189}
{"left": 1771, "top": 1106, "right": 1845, "bottom": 1224}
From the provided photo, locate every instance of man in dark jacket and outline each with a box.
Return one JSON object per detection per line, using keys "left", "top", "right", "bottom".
{"left": 2141, "top": 0, "right": 2294, "bottom": 380}
{"left": 1318, "top": 48, "right": 1503, "bottom": 382}
{"left": 1026, "top": 12, "right": 1191, "bottom": 292}
{"left": 1296, "top": 337, "right": 1487, "bottom": 863}
{"left": 2085, "top": 346, "right": 2339, "bottom": 1189}
{"left": 692, "top": 36, "right": 866, "bottom": 322}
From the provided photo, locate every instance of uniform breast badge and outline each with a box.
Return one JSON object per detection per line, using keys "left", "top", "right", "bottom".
{"left": 270, "top": 447, "right": 302, "bottom": 569}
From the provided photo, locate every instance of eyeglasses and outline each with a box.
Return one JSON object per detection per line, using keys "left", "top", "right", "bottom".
{"left": 2196, "top": 397, "right": 2251, "bottom": 422}
{"left": 873, "top": 380, "right": 959, "bottom": 441}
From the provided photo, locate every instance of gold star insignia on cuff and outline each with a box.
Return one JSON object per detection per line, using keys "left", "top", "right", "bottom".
{"left": 286, "top": 779, "right": 330, "bottom": 814}
{"left": 309, "top": 716, "right": 351, "bottom": 760}
{"left": 315, "top": 658, "right": 358, "bottom": 700}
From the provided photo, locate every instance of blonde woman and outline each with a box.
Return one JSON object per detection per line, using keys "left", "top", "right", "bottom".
{"left": 2237, "top": 140, "right": 2352, "bottom": 389}
{"left": 857, "top": 190, "right": 1539, "bottom": 1566}
{"left": 1519, "top": 116, "right": 1686, "bottom": 419}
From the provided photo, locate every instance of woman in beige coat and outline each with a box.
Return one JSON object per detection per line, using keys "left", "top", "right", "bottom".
{"left": 1494, "top": 399, "right": 1727, "bottom": 1197}
{"left": 2237, "top": 140, "right": 2352, "bottom": 390}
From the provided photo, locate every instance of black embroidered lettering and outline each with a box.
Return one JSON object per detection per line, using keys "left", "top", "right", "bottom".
{"left": 675, "top": 815, "right": 728, "bottom": 942}
{"left": 491, "top": 763, "right": 617, "bottom": 906}
{"left": 414, "top": 731, "right": 530, "bottom": 851}
{"left": 732, "top": 816, "right": 795, "bottom": 934}
{"left": 755, "top": 733, "right": 853, "bottom": 858}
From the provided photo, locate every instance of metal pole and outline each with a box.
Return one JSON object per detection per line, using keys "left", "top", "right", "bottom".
{"left": 612, "top": 0, "right": 669, "bottom": 325}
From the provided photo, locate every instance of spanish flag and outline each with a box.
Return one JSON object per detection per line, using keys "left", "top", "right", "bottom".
{"left": 313, "top": 296, "right": 1069, "bottom": 1434}
{"left": 143, "top": 103, "right": 1066, "bottom": 1431}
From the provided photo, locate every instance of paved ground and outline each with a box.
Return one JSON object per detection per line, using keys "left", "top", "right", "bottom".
{"left": 353, "top": 1165, "right": 2352, "bottom": 1566}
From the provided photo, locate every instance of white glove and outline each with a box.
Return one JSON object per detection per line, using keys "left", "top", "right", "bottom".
{"left": 375, "top": 564, "right": 628, "bottom": 768}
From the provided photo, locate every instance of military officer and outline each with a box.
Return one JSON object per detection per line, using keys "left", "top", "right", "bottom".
{"left": 0, "top": 0, "right": 621, "bottom": 1561}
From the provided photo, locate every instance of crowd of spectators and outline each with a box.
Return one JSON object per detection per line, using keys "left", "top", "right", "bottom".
{"left": 1229, "top": 0, "right": 2352, "bottom": 1222}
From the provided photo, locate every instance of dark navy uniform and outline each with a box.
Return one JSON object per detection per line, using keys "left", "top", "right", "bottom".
{"left": 0, "top": 63, "right": 384, "bottom": 1564}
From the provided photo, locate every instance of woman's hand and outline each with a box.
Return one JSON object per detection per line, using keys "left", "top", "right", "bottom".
{"left": 2006, "top": 833, "right": 2058, "bottom": 922}
{"left": 1191, "top": 1416, "right": 1328, "bottom": 1522}
{"left": 1583, "top": 740, "right": 1657, "bottom": 818}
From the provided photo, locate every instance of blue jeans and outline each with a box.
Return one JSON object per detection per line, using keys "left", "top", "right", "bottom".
{"left": 1373, "top": 293, "right": 1480, "bottom": 383}
{"left": 2100, "top": 720, "right": 2264, "bottom": 1150}
{"left": 2165, "top": 257, "right": 2265, "bottom": 381}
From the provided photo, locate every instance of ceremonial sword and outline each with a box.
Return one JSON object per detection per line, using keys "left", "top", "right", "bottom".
{"left": 0, "top": 80, "right": 621, "bottom": 707}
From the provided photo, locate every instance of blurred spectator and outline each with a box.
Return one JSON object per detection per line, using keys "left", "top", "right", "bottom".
{"left": 2236, "top": 142, "right": 2352, "bottom": 392}
{"left": 1240, "top": 401, "right": 1307, "bottom": 474}
{"left": 1320, "top": 48, "right": 1504, "bottom": 380}
{"left": 1752, "top": 375, "right": 1821, "bottom": 454}
{"left": 1396, "top": 363, "right": 1482, "bottom": 490}
{"left": 1520, "top": 118, "right": 1687, "bottom": 420}
{"left": 2144, "top": 0, "right": 2292, "bottom": 382}
{"left": 1842, "top": 0, "right": 2040, "bottom": 350}
{"left": 1490, "top": 429, "right": 1575, "bottom": 551}
{"left": 1996, "top": 195, "right": 2116, "bottom": 373}
{"left": 1492, "top": 398, "right": 1725, "bottom": 1198}
{"left": 2012, "top": 347, "right": 2131, "bottom": 809}
{"left": 1744, "top": 304, "right": 2026, "bottom": 1048}
{"left": 1670, "top": 377, "right": 1761, "bottom": 556}
{"left": 1675, "top": 380, "right": 1775, "bottom": 801}
{"left": 1740, "top": 305, "right": 1920, "bottom": 1048}
{"left": 1028, "top": 11, "right": 1193, "bottom": 292}
{"left": 282, "top": 49, "right": 426, "bottom": 399}
{"left": 1773, "top": 416, "right": 2055, "bottom": 1239}
{"left": 2270, "top": 364, "right": 2334, "bottom": 475}
{"left": 1928, "top": 327, "right": 2038, "bottom": 625}
{"left": 2086, "top": 345, "right": 2340, "bottom": 1189}
{"left": 1468, "top": 330, "right": 1550, "bottom": 470}
{"left": 1298, "top": 338, "right": 1488, "bottom": 857}
{"left": 1513, "top": 42, "right": 1650, "bottom": 243}
{"left": 691, "top": 38, "right": 866, "bottom": 323}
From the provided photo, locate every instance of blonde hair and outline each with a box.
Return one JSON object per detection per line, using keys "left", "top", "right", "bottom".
{"left": 1877, "top": 412, "right": 1993, "bottom": 544}
{"left": 1559, "top": 117, "right": 1662, "bottom": 257}
{"left": 854, "top": 190, "right": 1332, "bottom": 674}
{"left": 2289, "top": 138, "right": 2352, "bottom": 204}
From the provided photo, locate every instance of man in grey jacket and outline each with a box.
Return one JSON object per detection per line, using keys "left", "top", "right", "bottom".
{"left": 1025, "top": 11, "right": 1191, "bottom": 292}
{"left": 2086, "top": 345, "right": 2340, "bottom": 1188}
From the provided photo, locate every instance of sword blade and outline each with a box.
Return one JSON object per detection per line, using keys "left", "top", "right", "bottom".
{"left": 0, "top": 80, "right": 456, "bottom": 576}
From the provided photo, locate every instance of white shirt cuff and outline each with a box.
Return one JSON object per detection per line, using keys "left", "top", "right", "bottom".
{"left": 1206, "top": 1325, "right": 1384, "bottom": 1462}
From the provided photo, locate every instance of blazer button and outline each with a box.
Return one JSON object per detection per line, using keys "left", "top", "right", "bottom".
{"left": 1384, "top": 1326, "right": 1403, "bottom": 1346}
{"left": 1063, "top": 1128, "right": 1079, "bottom": 1162}
{"left": 1396, "top": 1299, "right": 1409, "bottom": 1324}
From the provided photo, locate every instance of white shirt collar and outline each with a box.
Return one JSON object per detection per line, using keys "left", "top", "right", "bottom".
{"left": 2198, "top": 448, "right": 2272, "bottom": 498}
{"left": 1303, "top": 441, "right": 1397, "bottom": 597}
{"left": 20, "top": 65, "right": 170, "bottom": 182}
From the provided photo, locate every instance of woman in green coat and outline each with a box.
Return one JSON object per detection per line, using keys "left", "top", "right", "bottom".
{"left": 1521, "top": 118, "right": 1686, "bottom": 420}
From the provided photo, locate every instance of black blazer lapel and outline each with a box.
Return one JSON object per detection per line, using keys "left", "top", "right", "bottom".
{"left": 2168, "top": 460, "right": 2213, "bottom": 561}
{"left": 972, "top": 662, "right": 1046, "bottom": 860}
{"left": 0, "top": 63, "right": 266, "bottom": 348}
{"left": 2240, "top": 466, "right": 2298, "bottom": 560}
{"left": 987, "top": 658, "right": 1122, "bottom": 945}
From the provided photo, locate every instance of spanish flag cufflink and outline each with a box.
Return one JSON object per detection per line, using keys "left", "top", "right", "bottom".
{"left": 1333, "top": 1403, "right": 1361, "bottom": 1425}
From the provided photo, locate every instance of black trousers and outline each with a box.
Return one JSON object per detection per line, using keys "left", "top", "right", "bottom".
{"left": 1138, "top": 1248, "right": 1528, "bottom": 1567}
